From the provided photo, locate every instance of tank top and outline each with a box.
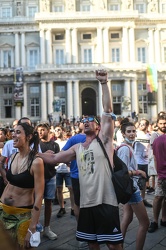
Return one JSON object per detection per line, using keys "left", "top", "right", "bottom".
{"left": 6, "top": 153, "right": 36, "bottom": 188}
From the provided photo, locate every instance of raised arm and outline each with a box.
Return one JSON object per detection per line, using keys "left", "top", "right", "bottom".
{"left": 96, "top": 69, "right": 115, "bottom": 142}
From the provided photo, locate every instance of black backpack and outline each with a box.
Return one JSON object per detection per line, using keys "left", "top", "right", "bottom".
{"left": 96, "top": 136, "right": 136, "bottom": 204}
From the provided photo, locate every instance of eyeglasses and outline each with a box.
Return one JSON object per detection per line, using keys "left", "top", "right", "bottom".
{"left": 81, "top": 117, "right": 100, "bottom": 125}
{"left": 55, "top": 128, "right": 61, "bottom": 132}
{"left": 126, "top": 130, "right": 136, "bottom": 133}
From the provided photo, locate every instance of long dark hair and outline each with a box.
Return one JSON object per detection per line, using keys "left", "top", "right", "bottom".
{"left": 17, "top": 122, "right": 39, "bottom": 167}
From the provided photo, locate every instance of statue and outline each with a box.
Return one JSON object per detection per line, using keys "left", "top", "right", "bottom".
{"left": 148, "top": 0, "right": 158, "bottom": 12}
{"left": 66, "top": 0, "right": 75, "bottom": 11}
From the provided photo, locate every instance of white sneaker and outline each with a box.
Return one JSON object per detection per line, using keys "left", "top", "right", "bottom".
{"left": 43, "top": 226, "right": 57, "bottom": 240}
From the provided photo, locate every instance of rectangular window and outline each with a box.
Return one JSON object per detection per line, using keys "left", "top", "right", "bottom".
{"left": 137, "top": 47, "right": 146, "bottom": 63}
{"left": 55, "top": 33, "right": 64, "bottom": 40}
{"left": 112, "top": 84, "right": 122, "bottom": 91}
{"left": 30, "top": 98, "right": 39, "bottom": 117}
{"left": 4, "top": 87, "right": 12, "bottom": 94}
{"left": 29, "top": 49, "right": 38, "bottom": 67}
{"left": 139, "top": 95, "right": 148, "bottom": 114}
{"left": 3, "top": 50, "right": 11, "bottom": 68}
{"left": 113, "top": 96, "right": 121, "bottom": 102}
{"left": 138, "top": 83, "right": 146, "bottom": 90}
{"left": 135, "top": 4, "right": 145, "bottom": 13}
{"left": 108, "top": 4, "right": 119, "bottom": 11}
{"left": 2, "top": 7, "right": 11, "bottom": 18}
{"left": 83, "top": 49, "right": 92, "bottom": 63}
{"left": 55, "top": 49, "right": 64, "bottom": 65}
{"left": 81, "top": 5, "right": 90, "bottom": 11}
{"left": 162, "top": 3, "right": 166, "bottom": 13}
{"left": 4, "top": 99, "right": 12, "bottom": 105}
{"left": 83, "top": 34, "right": 91, "bottom": 40}
{"left": 111, "top": 33, "right": 120, "bottom": 39}
{"left": 28, "top": 6, "right": 37, "bottom": 17}
{"left": 30, "top": 86, "right": 39, "bottom": 94}
{"left": 111, "top": 48, "right": 120, "bottom": 62}
{"left": 54, "top": 5, "right": 63, "bottom": 12}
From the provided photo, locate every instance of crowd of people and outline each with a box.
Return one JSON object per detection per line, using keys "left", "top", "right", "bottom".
{"left": 0, "top": 70, "right": 165, "bottom": 249}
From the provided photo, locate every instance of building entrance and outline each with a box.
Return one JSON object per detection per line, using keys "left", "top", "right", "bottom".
{"left": 82, "top": 88, "right": 96, "bottom": 115}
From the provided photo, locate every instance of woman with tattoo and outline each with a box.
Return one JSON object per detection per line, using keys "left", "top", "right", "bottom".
{"left": 0, "top": 122, "right": 44, "bottom": 249}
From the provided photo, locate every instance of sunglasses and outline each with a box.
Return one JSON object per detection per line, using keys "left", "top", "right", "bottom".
{"left": 81, "top": 117, "right": 100, "bottom": 125}
{"left": 126, "top": 130, "right": 136, "bottom": 133}
{"left": 55, "top": 128, "right": 61, "bottom": 132}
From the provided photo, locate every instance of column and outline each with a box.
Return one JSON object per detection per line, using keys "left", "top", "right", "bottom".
{"left": 21, "top": 32, "right": 25, "bottom": 67}
{"left": 41, "top": 81, "right": 47, "bottom": 121}
{"left": 22, "top": 82, "right": 27, "bottom": 117}
{"left": 97, "top": 27, "right": 103, "bottom": 63}
{"left": 103, "top": 27, "right": 109, "bottom": 63}
{"left": 122, "top": 27, "right": 129, "bottom": 63}
{"left": 47, "top": 81, "right": 54, "bottom": 114}
{"left": 154, "top": 28, "right": 160, "bottom": 63}
{"left": 40, "top": 29, "right": 46, "bottom": 64}
{"left": 15, "top": 106, "right": 21, "bottom": 120}
{"left": 129, "top": 27, "right": 135, "bottom": 63}
{"left": 46, "top": 29, "right": 52, "bottom": 64}
{"left": 148, "top": 29, "right": 154, "bottom": 63}
{"left": 71, "top": 28, "right": 78, "bottom": 63}
{"left": 131, "top": 79, "right": 138, "bottom": 114}
{"left": 15, "top": 32, "right": 20, "bottom": 67}
{"left": 157, "top": 80, "right": 164, "bottom": 112}
{"left": 98, "top": 82, "right": 102, "bottom": 117}
{"left": 107, "top": 80, "right": 112, "bottom": 99}
{"left": 66, "top": 29, "right": 71, "bottom": 63}
{"left": 67, "top": 80, "right": 73, "bottom": 119}
{"left": 124, "top": 79, "right": 131, "bottom": 98}
{"left": 73, "top": 80, "right": 80, "bottom": 118}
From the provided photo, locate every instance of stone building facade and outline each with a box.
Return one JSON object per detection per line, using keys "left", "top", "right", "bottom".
{"left": 0, "top": 0, "right": 166, "bottom": 125}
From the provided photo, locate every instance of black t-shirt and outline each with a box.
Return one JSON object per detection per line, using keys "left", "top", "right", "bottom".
{"left": 40, "top": 140, "right": 60, "bottom": 179}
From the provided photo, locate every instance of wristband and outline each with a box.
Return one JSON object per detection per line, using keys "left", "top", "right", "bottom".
{"left": 103, "top": 112, "right": 117, "bottom": 121}
{"left": 100, "top": 81, "right": 108, "bottom": 85}
{"left": 28, "top": 228, "right": 33, "bottom": 235}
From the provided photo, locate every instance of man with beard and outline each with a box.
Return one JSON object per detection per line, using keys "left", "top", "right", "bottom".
{"left": 148, "top": 114, "right": 166, "bottom": 233}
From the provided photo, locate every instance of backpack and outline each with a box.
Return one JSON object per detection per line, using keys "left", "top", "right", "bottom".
{"left": 97, "top": 137, "right": 135, "bottom": 204}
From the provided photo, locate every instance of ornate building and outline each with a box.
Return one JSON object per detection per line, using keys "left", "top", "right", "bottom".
{"left": 0, "top": 0, "right": 166, "bottom": 125}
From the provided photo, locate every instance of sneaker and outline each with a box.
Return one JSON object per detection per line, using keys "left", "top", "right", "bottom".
{"left": 79, "top": 241, "right": 89, "bottom": 249}
{"left": 160, "top": 219, "right": 166, "bottom": 227}
{"left": 148, "top": 222, "right": 158, "bottom": 233}
{"left": 147, "top": 187, "right": 155, "bottom": 195}
{"left": 71, "top": 209, "right": 75, "bottom": 216}
{"left": 57, "top": 208, "right": 66, "bottom": 218}
{"left": 43, "top": 226, "right": 57, "bottom": 240}
{"left": 143, "top": 199, "right": 153, "bottom": 208}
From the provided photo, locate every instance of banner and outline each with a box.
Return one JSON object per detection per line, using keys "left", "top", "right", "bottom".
{"left": 146, "top": 64, "right": 158, "bottom": 92}
{"left": 13, "top": 67, "right": 24, "bottom": 104}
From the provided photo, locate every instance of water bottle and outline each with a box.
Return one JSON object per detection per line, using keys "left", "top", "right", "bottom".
{"left": 36, "top": 223, "right": 43, "bottom": 232}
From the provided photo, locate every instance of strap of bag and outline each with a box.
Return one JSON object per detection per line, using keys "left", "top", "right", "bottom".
{"left": 116, "top": 144, "right": 132, "bottom": 160}
{"left": 96, "top": 136, "right": 113, "bottom": 174}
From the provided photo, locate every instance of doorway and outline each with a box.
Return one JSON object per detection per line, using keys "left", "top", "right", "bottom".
{"left": 82, "top": 88, "right": 96, "bottom": 116}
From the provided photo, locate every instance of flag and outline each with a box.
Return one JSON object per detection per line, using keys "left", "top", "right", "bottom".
{"left": 146, "top": 64, "right": 158, "bottom": 92}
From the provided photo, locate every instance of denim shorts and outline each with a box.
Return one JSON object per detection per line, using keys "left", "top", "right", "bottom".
{"left": 128, "top": 191, "right": 143, "bottom": 205}
{"left": 44, "top": 175, "right": 56, "bottom": 200}
{"left": 56, "top": 172, "right": 72, "bottom": 187}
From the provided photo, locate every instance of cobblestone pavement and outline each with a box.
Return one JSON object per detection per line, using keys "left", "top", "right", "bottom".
{"left": 38, "top": 190, "right": 166, "bottom": 250}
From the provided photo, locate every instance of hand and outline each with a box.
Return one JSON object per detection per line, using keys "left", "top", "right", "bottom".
{"left": 96, "top": 69, "right": 108, "bottom": 84}
{"left": 138, "top": 170, "right": 146, "bottom": 179}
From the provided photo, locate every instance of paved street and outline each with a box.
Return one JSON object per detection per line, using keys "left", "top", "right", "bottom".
{"left": 38, "top": 191, "right": 166, "bottom": 250}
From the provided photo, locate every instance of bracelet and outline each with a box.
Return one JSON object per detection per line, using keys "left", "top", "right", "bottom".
{"left": 100, "top": 81, "right": 108, "bottom": 85}
{"left": 136, "top": 170, "right": 139, "bottom": 176}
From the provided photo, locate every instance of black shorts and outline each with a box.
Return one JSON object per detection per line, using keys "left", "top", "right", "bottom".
{"left": 71, "top": 177, "right": 80, "bottom": 206}
{"left": 138, "top": 164, "right": 149, "bottom": 181}
{"left": 76, "top": 203, "right": 123, "bottom": 245}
